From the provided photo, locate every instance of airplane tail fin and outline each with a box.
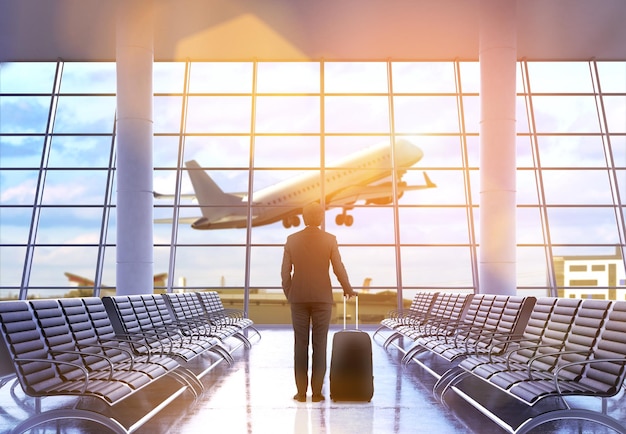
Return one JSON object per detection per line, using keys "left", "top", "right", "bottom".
{"left": 423, "top": 172, "right": 436, "bottom": 188}
{"left": 185, "top": 160, "right": 243, "bottom": 219}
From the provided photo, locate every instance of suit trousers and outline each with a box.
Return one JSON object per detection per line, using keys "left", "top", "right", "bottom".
{"left": 290, "top": 302, "right": 333, "bottom": 395}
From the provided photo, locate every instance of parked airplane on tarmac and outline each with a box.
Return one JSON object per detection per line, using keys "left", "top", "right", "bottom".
{"left": 154, "top": 139, "right": 435, "bottom": 230}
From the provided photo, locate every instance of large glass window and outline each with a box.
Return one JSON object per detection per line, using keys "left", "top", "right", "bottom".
{"left": 1, "top": 60, "right": 625, "bottom": 321}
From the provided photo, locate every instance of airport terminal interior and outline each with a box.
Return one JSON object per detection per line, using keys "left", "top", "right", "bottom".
{"left": 1, "top": 0, "right": 626, "bottom": 433}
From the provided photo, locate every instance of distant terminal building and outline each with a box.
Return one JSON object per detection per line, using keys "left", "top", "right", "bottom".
{"left": 555, "top": 247, "right": 626, "bottom": 300}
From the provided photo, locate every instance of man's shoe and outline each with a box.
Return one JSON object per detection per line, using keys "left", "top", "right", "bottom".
{"left": 312, "top": 393, "right": 325, "bottom": 402}
{"left": 293, "top": 393, "right": 306, "bottom": 402}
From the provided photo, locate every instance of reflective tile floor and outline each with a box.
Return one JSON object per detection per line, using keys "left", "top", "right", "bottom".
{"left": 1, "top": 325, "right": 626, "bottom": 433}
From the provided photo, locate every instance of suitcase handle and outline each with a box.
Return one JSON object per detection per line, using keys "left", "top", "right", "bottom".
{"left": 343, "top": 294, "right": 358, "bottom": 330}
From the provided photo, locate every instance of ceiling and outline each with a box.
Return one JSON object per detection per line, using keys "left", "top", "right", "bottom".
{"left": 1, "top": 0, "right": 625, "bottom": 62}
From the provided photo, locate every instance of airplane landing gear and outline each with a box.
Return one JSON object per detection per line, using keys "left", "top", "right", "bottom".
{"left": 282, "top": 215, "right": 301, "bottom": 228}
{"left": 335, "top": 212, "right": 354, "bottom": 227}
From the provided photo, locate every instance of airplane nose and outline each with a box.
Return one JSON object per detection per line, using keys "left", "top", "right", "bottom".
{"left": 396, "top": 139, "right": 423, "bottom": 164}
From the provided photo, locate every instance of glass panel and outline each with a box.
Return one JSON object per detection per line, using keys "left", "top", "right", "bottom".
{"left": 154, "top": 62, "right": 186, "bottom": 93}
{"left": 462, "top": 95, "right": 480, "bottom": 134}
{"left": 249, "top": 246, "right": 284, "bottom": 287}
{"left": 527, "top": 62, "right": 594, "bottom": 93}
{"left": 401, "top": 246, "right": 473, "bottom": 287}
{"left": 249, "top": 223, "right": 290, "bottom": 244}
{"left": 106, "top": 209, "right": 117, "bottom": 246}
{"left": 517, "top": 246, "right": 551, "bottom": 292}
{"left": 0, "top": 96, "right": 51, "bottom": 133}
{"left": 174, "top": 217, "right": 249, "bottom": 244}
{"left": 173, "top": 246, "right": 247, "bottom": 288}
{"left": 516, "top": 135, "right": 535, "bottom": 168}
{"left": 542, "top": 169, "right": 613, "bottom": 204}
{"left": 329, "top": 206, "right": 396, "bottom": 244}
{"left": 341, "top": 246, "right": 398, "bottom": 288}
{"left": 254, "top": 135, "right": 320, "bottom": 168}
{"left": 548, "top": 207, "right": 621, "bottom": 244}
{"left": 154, "top": 135, "right": 181, "bottom": 168}
{"left": 0, "top": 135, "right": 45, "bottom": 168}
{"left": 536, "top": 135, "right": 610, "bottom": 167}
{"left": 188, "top": 62, "right": 253, "bottom": 94}
{"left": 553, "top": 245, "right": 625, "bottom": 299}
{"left": 0, "top": 169, "right": 39, "bottom": 204}
{"left": 466, "top": 135, "right": 479, "bottom": 168}
{"left": 54, "top": 96, "right": 116, "bottom": 133}
{"left": 516, "top": 95, "right": 531, "bottom": 133}
{"left": 0, "top": 208, "right": 31, "bottom": 244}
{"left": 394, "top": 96, "right": 460, "bottom": 133}
{"left": 255, "top": 96, "right": 320, "bottom": 133}
{"left": 60, "top": 62, "right": 116, "bottom": 93}
{"left": 0, "top": 246, "right": 25, "bottom": 290}
{"left": 401, "top": 170, "right": 466, "bottom": 205}
{"left": 182, "top": 136, "right": 251, "bottom": 168}
{"left": 459, "top": 61, "right": 480, "bottom": 94}
{"left": 154, "top": 95, "right": 183, "bottom": 133}
{"left": 257, "top": 62, "right": 319, "bottom": 93}
{"left": 153, "top": 245, "right": 171, "bottom": 291}
{"left": 391, "top": 62, "right": 456, "bottom": 93}
{"left": 517, "top": 169, "right": 540, "bottom": 206}
{"left": 597, "top": 61, "right": 626, "bottom": 93}
{"left": 405, "top": 135, "right": 464, "bottom": 168}
{"left": 517, "top": 207, "right": 545, "bottom": 244}
{"left": 29, "top": 246, "right": 100, "bottom": 290}
{"left": 41, "top": 170, "right": 108, "bottom": 205}
{"left": 399, "top": 207, "right": 470, "bottom": 244}
{"left": 0, "top": 62, "right": 56, "bottom": 93}
{"left": 324, "top": 136, "right": 385, "bottom": 162}
{"left": 612, "top": 136, "right": 626, "bottom": 168}
{"left": 99, "top": 245, "right": 116, "bottom": 288}
{"left": 532, "top": 96, "right": 601, "bottom": 133}
{"left": 36, "top": 207, "right": 103, "bottom": 244}
{"left": 604, "top": 96, "right": 626, "bottom": 133}
{"left": 324, "top": 62, "right": 388, "bottom": 93}
{"left": 186, "top": 96, "right": 252, "bottom": 133}
{"left": 252, "top": 168, "right": 318, "bottom": 201}
{"left": 324, "top": 96, "right": 390, "bottom": 133}
{"left": 48, "top": 135, "right": 113, "bottom": 168}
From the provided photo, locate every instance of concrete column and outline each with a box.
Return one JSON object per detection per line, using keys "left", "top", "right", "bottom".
{"left": 478, "top": 0, "right": 517, "bottom": 295}
{"left": 115, "top": 0, "right": 154, "bottom": 295}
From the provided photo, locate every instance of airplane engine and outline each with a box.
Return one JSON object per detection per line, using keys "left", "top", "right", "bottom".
{"left": 366, "top": 196, "right": 393, "bottom": 205}
{"left": 365, "top": 181, "right": 406, "bottom": 205}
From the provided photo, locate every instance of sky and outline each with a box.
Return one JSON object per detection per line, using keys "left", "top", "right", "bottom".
{"left": 0, "top": 60, "right": 625, "bottom": 298}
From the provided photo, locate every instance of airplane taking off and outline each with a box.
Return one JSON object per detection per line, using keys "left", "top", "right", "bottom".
{"left": 154, "top": 139, "right": 435, "bottom": 230}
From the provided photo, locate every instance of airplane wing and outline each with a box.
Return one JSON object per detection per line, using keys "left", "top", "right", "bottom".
{"left": 327, "top": 172, "right": 436, "bottom": 206}
{"left": 154, "top": 214, "right": 260, "bottom": 229}
{"left": 153, "top": 191, "right": 248, "bottom": 200}
{"left": 154, "top": 217, "right": 200, "bottom": 224}
{"left": 153, "top": 192, "right": 197, "bottom": 200}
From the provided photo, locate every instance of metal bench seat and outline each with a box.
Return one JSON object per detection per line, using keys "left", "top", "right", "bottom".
{"left": 103, "top": 295, "right": 231, "bottom": 365}
{"left": 382, "top": 293, "right": 472, "bottom": 350}
{"left": 406, "top": 296, "right": 535, "bottom": 370}
{"left": 162, "top": 293, "right": 253, "bottom": 350}
{"left": 437, "top": 299, "right": 626, "bottom": 433}
{"left": 196, "top": 291, "right": 261, "bottom": 340}
{"left": 0, "top": 299, "right": 192, "bottom": 434}
{"left": 373, "top": 292, "right": 439, "bottom": 338}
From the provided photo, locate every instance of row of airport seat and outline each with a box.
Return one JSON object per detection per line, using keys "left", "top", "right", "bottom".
{"left": 374, "top": 292, "right": 626, "bottom": 434}
{"left": 0, "top": 291, "right": 259, "bottom": 434}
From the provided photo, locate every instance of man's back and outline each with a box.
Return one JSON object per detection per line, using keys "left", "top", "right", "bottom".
{"left": 283, "top": 226, "right": 336, "bottom": 303}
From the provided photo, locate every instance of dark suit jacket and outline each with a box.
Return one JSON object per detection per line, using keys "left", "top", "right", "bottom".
{"left": 281, "top": 225, "right": 353, "bottom": 303}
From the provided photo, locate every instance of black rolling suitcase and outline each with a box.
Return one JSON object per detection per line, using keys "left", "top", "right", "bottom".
{"left": 330, "top": 295, "right": 374, "bottom": 402}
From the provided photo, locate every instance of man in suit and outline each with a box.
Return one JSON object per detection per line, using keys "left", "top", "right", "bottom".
{"left": 281, "top": 202, "right": 356, "bottom": 403}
